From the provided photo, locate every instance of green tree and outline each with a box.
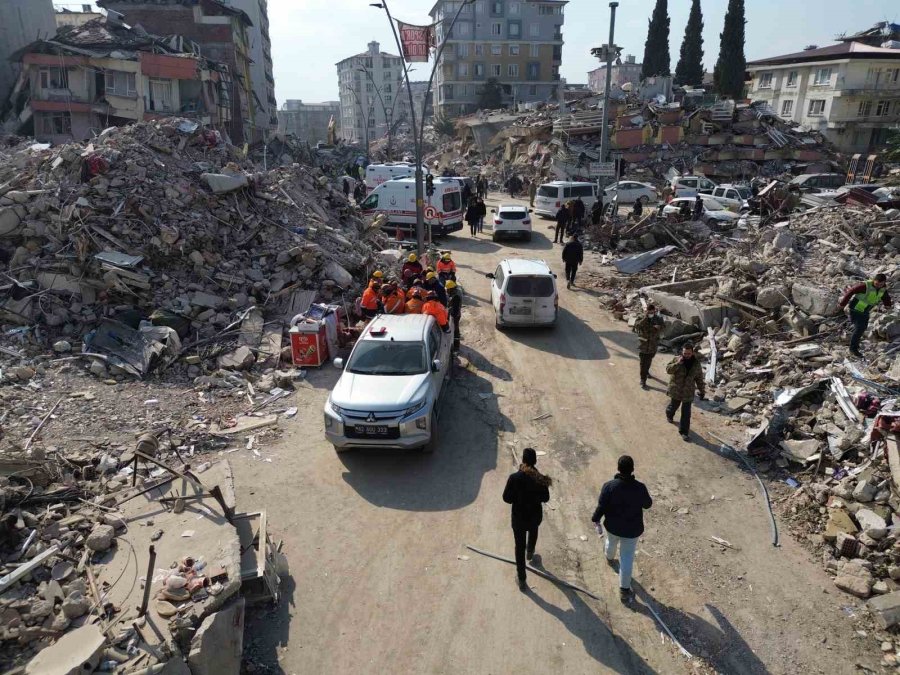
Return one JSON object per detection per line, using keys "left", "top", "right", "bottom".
{"left": 640, "top": 0, "right": 671, "bottom": 79}
{"left": 713, "top": 0, "right": 746, "bottom": 99}
{"left": 674, "top": 0, "right": 704, "bottom": 87}
{"left": 477, "top": 78, "right": 504, "bottom": 110}
{"left": 433, "top": 114, "right": 456, "bottom": 138}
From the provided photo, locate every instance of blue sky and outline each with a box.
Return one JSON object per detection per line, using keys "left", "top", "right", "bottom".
{"left": 55, "top": 1, "right": 898, "bottom": 104}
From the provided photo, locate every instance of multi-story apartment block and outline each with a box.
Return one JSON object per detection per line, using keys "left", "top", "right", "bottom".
{"left": 277, "top": 100, "right": 340, "bottom": 144}
{"left": 98, "top": 0, "right": 258, "bottom": 144}
{"left": 587, "top": 54, "right": 641, "bottom": 93}
{"left": 0, "top": 0, "right": 56, "bottom": 113}
{"left": 747, "top": 41, "right": 900, "bottom": 153}
{"left": 409, "top": 81, "right": 434, "bottom": 122}
{"left": 429, "top": 0, "right": 567, "bottom": 117}
{"left": 336, "top": 41, "right": 409, "bottom": 145}
{"left": 222, "top": 0, "right": 277, "bottom": 134}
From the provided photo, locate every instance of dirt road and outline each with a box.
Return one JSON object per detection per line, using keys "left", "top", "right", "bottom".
{"left": 234, "top": 194, "right": 877, "bottom": 674}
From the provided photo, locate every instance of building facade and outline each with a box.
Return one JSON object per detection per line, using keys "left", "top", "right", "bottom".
{"left": 55, "top": 6, "right": 105, "bottom": 29}
{"left": 14, "top": 16, "right": 230, "bottom": 145}
{"left": 408, "top": 81, "right": 434, "bottom": 123}
{"left": 429, "top": 0, "right": 567, "bottom": 117}
{"left": 221, "top": 0, "right": 277, "bottom": 134}
{"left": 98, "top": 0, "right": 257, "bottom": 144}
{"left": 277, "top": 99, "right": 340, "bottom": 144}
{"left": 336, "top": 41, "right": 409, "bottom": 145}
{"left": 747, "top": 41, "right": 900, "bottom": 153}
{"left": 0, "top": 0, "right": 56, "bottom": 114}
{"left": 587, "top": 54, "right": 641, "bottom": 93}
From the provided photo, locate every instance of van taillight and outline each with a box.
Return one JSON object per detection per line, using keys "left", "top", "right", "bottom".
{"left": 555, "top": 201, "right": 560, "bottom": 207}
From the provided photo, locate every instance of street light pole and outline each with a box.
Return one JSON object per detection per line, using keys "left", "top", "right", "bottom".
{"left": 346, "top": 85, "right": 370, "bottom": 161}
{"left": 599, "top": 2, "right": 618, "bottom": 165}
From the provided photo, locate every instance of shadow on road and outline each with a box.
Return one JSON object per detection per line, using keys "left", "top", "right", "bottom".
{"left": 243, "top": 575, "right": 296, "bottom": 675}
{"left": 527, "top": 587, "right": 657, "bottom": 674}
{"left": 505, "top": 308, "right": 609, "bottom": 361}
{"left": 443, "top": 233, "right": 501, "bottom": 254}
{"left": 631, "top": 583, "right": 771, "bottom": 674}
{"left": 338, "top": 363, "right": 506, "bottom": 511}
{"left": 302, "top": 365, "right": 343, "bottom": 391}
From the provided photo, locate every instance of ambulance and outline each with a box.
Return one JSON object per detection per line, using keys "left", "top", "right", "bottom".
{"left": 364, "top": 163, "right": 415, "bottom": 192}
{"left": 359, "top": 177, "right": 464, "bottom": 237}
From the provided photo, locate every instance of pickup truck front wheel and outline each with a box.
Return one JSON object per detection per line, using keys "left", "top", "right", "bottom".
{"left": 421, "top": 411, "right": 438, "bottom": 453}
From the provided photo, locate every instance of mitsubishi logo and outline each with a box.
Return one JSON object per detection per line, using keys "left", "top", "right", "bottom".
{"left": 367, "top": 412, "right": 376, "bottom": 423}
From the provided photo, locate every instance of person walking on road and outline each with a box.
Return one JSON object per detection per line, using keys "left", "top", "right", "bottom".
{"left": 476, "top": 197, "right": 487, "bottom": 233}
{"left": 591, "top": 455, "right": 652, "bottom": 605}
{"left": 466, "top": 199, "right": 480, "bottom": 237}
{"left": 553, "top": 204, "right": 570, "bottom": 244}
{"left": 692, "top": 195, "right": 704, "bottom": 221}
{"left": 446, "top": 280, "right": 462, "bottom": 352}
{"left": 573, "top": 196, "right": 586, "bottom": 229}
{"left": 634, "top": 304, "right": 664, "bottom": 389}
{"left": 502, "top": 447, "right": 552, "bottom": 591}
{"left": 561, "top": 235, "right": 584, "bottom": 289}
{"left": 528, "top": 180, "right": 537, "bottom": 207}
{"left": 839, "top": 273, "right": 892, "bottom": 358}
{"left": 665, "top": 343, "right": 705, "bottom": 441}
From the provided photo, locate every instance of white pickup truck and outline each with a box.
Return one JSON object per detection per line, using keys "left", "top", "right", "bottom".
{"left": 324, "top": 314, "right": 452, "bottom": 453}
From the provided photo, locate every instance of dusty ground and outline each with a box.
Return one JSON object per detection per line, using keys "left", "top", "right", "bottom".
{"left": 233, "top": 193, "right": 881, "bottom": 675}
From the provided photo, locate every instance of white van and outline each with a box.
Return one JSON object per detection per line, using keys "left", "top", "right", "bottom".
{"left": 359, "top": 177, "right": 464, "bottom": 237}
{"left": 487, "top": 259, "right": 558, "bottom": 329}
{"left": 671, "top": 175, "right": 717, "bottom": 198}
{"left": 365, "top": 163, "right": 415, "bottom": 192}
{"left": 533, "top": 181, "right": 599, "bottom": 218}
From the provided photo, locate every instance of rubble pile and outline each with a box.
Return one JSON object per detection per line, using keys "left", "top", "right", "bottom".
{"left": 0, "top": 117, "right": 387, "bottom": 381}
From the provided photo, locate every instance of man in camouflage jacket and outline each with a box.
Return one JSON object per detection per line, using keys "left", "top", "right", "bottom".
{"left": 665, "top": 342, "right": 705, "bottom": 440}
{"left": 634, "top": 304, "right": 664, "bottom": 389}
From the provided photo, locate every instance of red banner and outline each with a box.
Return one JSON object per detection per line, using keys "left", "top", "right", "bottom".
{"left": 397, "top": 21, "right": 434, "bottom": 63}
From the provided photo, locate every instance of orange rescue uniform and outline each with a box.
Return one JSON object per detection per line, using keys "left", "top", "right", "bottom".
{"left": 437, "top": 260, "right": 457, "bottom": 275}
{"left": 406, "top": 297, "right": 424, "bottom": 314}
{"left": 360, "top": 287, "right": 380, "bottom": 312}
{"left": 422, "top": 299, "right": 449, "bottom": 328}
{"left": 383, "top": 291, "right": 406, "bottom": 314}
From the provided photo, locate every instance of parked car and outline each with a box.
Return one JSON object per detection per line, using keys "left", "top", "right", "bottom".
{"left": 533, "top": 181, "right": 598, "bottom": 217}
{"left": 788, "top": 173, "right": 845, "bottom": 193}
{"left": 710, "top": 184, "right": 752, "bottom": 212}
{"left": 487, "top": 258, "right": 558, "bottom": 329}
{"left": 324, "top": 314, "right": 452, "bottom": 453}
{"left": 660, "top": 197, "right": 740, "bottom": 227}
{"left": 491, "top": 204, "right": 532, "bottom": 241}
{"left": 670, "top": 175, "right": 718, "bottom": 198}
{"left": 603, "top": 181, "right": 658, "bottom": 204}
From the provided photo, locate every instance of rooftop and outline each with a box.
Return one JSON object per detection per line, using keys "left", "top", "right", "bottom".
{"left": 500, "top": 258, "right": 552, "bottom": 276}
{"left": 748, "top": 41, "right": 900, "bottom": 67}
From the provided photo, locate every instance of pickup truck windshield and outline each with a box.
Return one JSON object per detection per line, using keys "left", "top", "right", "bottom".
{"left": 346, "top": 341, "right": 427, "bottom": 375}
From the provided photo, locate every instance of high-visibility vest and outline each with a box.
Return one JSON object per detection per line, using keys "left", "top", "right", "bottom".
{"left": 406, "top": 298, "right": 424, "bottom": 314}
{"left": 853, "top": 280, "right": 886, "bottom": 313}
{"left": 422, "top": 300, "right": 449, "bottom": 327}
{"left": 383, "top": 292, "right": 406, "bottom": 314}
{"left": 437, "top": 260, "right": 456, "bottom": 274}
{"left": 407, "top": 286, "right": 424, "bottom": 300}
{"left": 361, "top": 287, "right": 379, "bottom": 310}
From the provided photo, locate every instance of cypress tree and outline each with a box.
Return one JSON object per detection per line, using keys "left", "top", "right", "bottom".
{"left": 713, "top": 0, "right": 747, "bottom": 99}
{"left": 674, "top": 0, "right": 704, "bottom": 87}
{"left": 640, "top": 0, "right": 671, "bottom": 80}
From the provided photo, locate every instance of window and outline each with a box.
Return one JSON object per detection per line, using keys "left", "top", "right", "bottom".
{"left": 866, "top": 67, "right": 882, "bottom": 84}
{"left": 474, "top": 63, "right": 485, "bottom": 78}
{"left": 539, "top": 4, "right": 563, "bottom": 15}
{"left": 384, "top": 70, "right": 392, "bottom": 80}
{"left": 490, "top": 1, "right": 503, "bottom": 16}
{"left": 530, "top": 44, "right": 540, "bottom": 58}
{"left": 149, "top": 78, "right": 174, "bottom": 111}
{"left": 385, "top": 95, "right": 392, "bottom": 104}
{"left": 366, "top": 83, "right": 373, "bottom": 92}
{"left": 384, "top": 83, "right": 392, "bottom": 92}
{"left": 858, "top": 100, "right": 872, "bottom": 117}
{"left": 491, "top": 22, "right": 502, "bottom": 36}
{"left": 38, "top": 67, "right": 68, "bottom": 89}
{"left": 529, "top": 23, "right": 540, "bottom": 37}
{"left": 491, "top": 64, "right": 501, "bottom": 77}
{"left": 758, "top": 72, "right": 773, "bottom": 89}
{"left": 38, "top": 112, "right": 71, "bottom": 135}
{"left": 457, "top": 43, "right": 469, "bottom": 58}
{"left": 508, "top": 64, "right": 519, "bottom": 78}
{"left": 491, "top": 44, "right": 502, "bottom": 55}
{"left": 458, "top": 63, "right": 469, "bottom": 77}
{"left": 876, "top": 100, "right": 891, "bottom": 116}
{"left": 528, "top": 84, "right": 537, "bottom": 95}
{"left": 786, "top": 71, "right": 798, "bottom": 87}
{"left": 892, "top": 68, "right": 900, "bottom": 83}
{"left": 781, "top": 99, "right": 793, "bottom": 116}
{"left": 813, "top": 68, "right": 831, "bottom": 85}
{"left": 368, "top": 117, "right": 376, "bottom": 128}
{"left": 509, "top": 44, "right": 520, "bottom": 56}
{"left": 442, "top": 190, "right": 461, "bottom": 213}
{"left": 476, "top": 1, "right": 485, "bottom": 14}
{"left": 807, "top": 99, "right": 825, "bottom": 116}
{"left": 382, "top": 58, "right": 391, "bottom": 69}
{"left": 506, "top": 276, "right": 554, "bottom": 297}
{"left": 510, "top": 1, "right": 520, "bottom": 14}
{"left": 457, "top": 21, "right": 471, "bottom": 36}
{"left": 571, "top": 185, "right": 593, "bottom": 198}
{"left": 527, "top": 62, "right": 540, "bottom": 80}
{"left": 475, "top": 44, "right": 484, "bottom": 56}
{"left": 443, "top": 84, "right": 453, "bottom": 100}
{"left": 508, "top": 21, "right": 521, "bottom": 38}
{"left": 105, "top": 70, "right": 136, "bottom": 97}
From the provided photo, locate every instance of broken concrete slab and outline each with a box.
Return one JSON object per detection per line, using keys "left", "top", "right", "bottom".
{"left": 202, "top": 172, "right": 249, "bottom": 194}
{"left": 323, "top": 261, "right": 353, "bottom": 287}
{"left": 218, "top": 346, "right": 256, "bottom": 371}
{"left": 780, "top": 439, "right": 820, "bottom": 463}
{"left": 824, "top": 509, "right": 858, "bottom": 542}
{"left": 856, "top": 509, "right": 888, "bottom": 539}
{"left": 643, "top": 277, "right": 735, "bottom": 329}
{"left": 190, "top": 292, "right": 225, "bottom": 309}
{"left": 188, "top": 597, "right": 245, "bottom": 675}
{"left": 869, "top": 591, "right": 900, "bottom": 629}
{"left": 835, "top": 574, "right": 873, "bottom": 598}
{"left": 791, "top": 283, "right": 841, "bottom": 317}
{"left": 24, "top": 623, "right": 105, "bottom": 675}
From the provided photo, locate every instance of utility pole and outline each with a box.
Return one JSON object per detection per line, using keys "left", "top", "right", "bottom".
{"left": 598, "top": 2, "right": 618, "bottom": 165}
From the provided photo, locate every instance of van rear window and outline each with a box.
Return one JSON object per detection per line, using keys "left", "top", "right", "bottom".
{"left": 537, "top": 186, "right": 558, "bottom": 198}
{"left": 442, "top": 191, "right": 461, "bottom": 212}
{"left": 506, "top": 275, "right": 554, "bottom": 297}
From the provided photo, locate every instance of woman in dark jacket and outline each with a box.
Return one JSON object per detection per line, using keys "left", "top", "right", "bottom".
{"left": 591, "top": 455, "right": 652, "bottom": 603}
{"left": 502, "top": 447, "right": 551, "bottom": 590}
{"left": 465, "top": 199, "right": 480, "bottom": 237}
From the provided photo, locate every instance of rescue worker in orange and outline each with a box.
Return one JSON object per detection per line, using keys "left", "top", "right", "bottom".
{"left": 436, "top": 252, "right": 457, "bottom": 282}
{"left": 381, "top": 283, "right": 406, "bottom": 315}
{"left": 422, "top": 291, "right": 450, "bottom": 332}
{"left": 368, "top": 270, "right": 384, "bottom": 288}
{"left": 401, "top": 254, "right": 423, "bottom": 287}
{"left": 407, "top": 277, "right": 425, "bottom": 300}
{"left": 406, "top": 288, "right": 425, "bottom": 314}
{"left": 360, "top": 281, "right": 381, "bottom": 319}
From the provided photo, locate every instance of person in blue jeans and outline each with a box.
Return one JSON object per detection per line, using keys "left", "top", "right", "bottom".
{"left": 591, "top": 455, "right": 653, "bottom": 604}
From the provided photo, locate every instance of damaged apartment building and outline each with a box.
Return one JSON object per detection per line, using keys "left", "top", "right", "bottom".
{"left": 7, "top": 14, "right": 233, "bottom": 145}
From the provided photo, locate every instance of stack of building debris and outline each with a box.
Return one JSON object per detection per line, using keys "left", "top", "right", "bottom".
{"left": 0, "top": 117, "right": 387, "bottom": 382}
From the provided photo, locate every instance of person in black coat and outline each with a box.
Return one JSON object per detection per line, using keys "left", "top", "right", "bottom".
{"left": 502, "top": 447, "right": 552, "bottom": 590}
{"left": 553, "top": 205, "right": 570, "bottom": 244}
{"left": 573, "top": 197, "right": 586, "bottom": 227}
{"left": 591, "top": 455, "right": 652, "bottom": 604}
{"left": 561, "top": 235, "right": 584, "bottom": 289}
{"left": 465, "top": 200, "right": 480, "bottom": 237}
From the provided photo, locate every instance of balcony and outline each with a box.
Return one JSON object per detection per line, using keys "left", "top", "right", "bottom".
{"left": 838, "top": 87, "right": 900, "bottom": 97}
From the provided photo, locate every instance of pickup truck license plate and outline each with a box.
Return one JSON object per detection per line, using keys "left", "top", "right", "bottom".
{"left": 509, "top": 306, "right": 532, "bottom": 315}
{"left": 354, "top": 425, "right": 388, "bottom": 436}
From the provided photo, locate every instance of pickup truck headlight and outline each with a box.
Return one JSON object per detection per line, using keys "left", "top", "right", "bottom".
{"left": 404, "top": 400, "right": 427, "bottom": 418}
{"left": 329, "top": 400, "right": 345, "bottom": 416}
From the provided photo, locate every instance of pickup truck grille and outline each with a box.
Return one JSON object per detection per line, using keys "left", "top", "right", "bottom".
{"left": 341, "top": 409, "right": 405, "bottom": 421}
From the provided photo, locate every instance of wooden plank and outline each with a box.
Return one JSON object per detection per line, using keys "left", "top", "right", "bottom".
{"left": 706, "top": 326, "right": 718, "bottom": 384}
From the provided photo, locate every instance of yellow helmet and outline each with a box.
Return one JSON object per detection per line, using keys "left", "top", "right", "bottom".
{"left": 408, "top": 253, "right": 417, "bottom": 263}
{"left": 441, "top": 253, "right": 451, "bottom": 261}
{"left": 426, "top": 272, "right": 436, "bottom": 280}
{"left": 445, "top": 280, "right": 458, "bottom": 289}
{"left": 372, "top": 270, "right": 384, "bottom": 278}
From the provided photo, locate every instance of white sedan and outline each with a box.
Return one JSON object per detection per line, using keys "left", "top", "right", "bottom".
{"left": 660, "top": 197, "right": 739, "bottom": 227}
{"left": 604, "top": 181, "right": 658, "bottom": 204}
